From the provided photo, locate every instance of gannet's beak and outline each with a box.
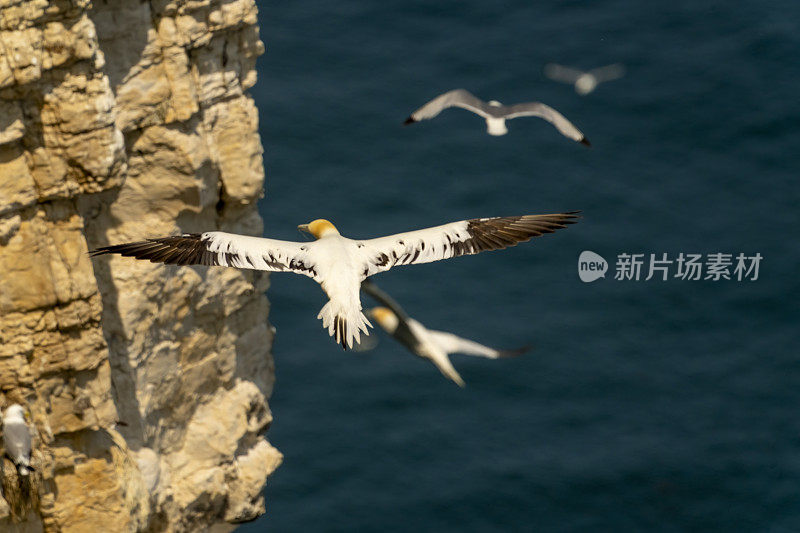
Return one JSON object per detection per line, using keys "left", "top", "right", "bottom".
{"left": 297, "top": 223, "right": 310, "bottom": 234}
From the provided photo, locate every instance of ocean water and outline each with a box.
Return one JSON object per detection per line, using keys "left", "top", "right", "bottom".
{"left": 240, "top": 1, "right": 800, "bottom": 531}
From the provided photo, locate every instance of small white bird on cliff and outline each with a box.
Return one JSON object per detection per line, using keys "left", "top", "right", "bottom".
{"left": 362, "top": 281, "right": 528, "bottom": 387}
{"left": 544, "top": 63, "right": 626, "bottom": 95}
{"left": 404, "top": 89, "right": 590, "bottom": 144}
{"left": 91, "top": 213, "right": 578, "bottom": 349}
{"left": 3, "top": 404, "right": 32, "bottom": 476}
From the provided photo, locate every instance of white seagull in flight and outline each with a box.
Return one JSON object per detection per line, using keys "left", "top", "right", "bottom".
{"left": 544, "top": 63, "right": 626, "bottom": 95}
{"left": 91, "top": 213, "right": 579, "bottom": 349}
{"left": 362, "top": 280, "right": 528, "bottom": 387}
{"left": 404, "top": 89, "right": 590, "bottom": 144}
{"left": 3, "top": 404, "right": 33, "bottom": 476}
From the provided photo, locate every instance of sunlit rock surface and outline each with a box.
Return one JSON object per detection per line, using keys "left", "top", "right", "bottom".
{"left": 0, "top": 0, "right": 280, "bottom": 530}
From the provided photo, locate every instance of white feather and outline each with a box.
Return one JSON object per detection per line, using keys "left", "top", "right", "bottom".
{"left": 93, "top": 213, "right": 576, "bottom": 350}
{"left": 3, "top": 404, "right": 32, "bottom": 476}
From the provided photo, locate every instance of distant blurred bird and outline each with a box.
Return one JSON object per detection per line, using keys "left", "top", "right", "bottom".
{"left": 544, "top": 63, "right": 625, "bottom": 95}
{"left": 2, "top": 404, "right": 32, "bottom": 476}
{"left": 362, "top": 281, "right": 528, "bottom": 387}
{"left": 91, "top": 214, "right": 578, "bottom": 350}
{"left": 404, "top": 89, "right": 590, "bottom": 144}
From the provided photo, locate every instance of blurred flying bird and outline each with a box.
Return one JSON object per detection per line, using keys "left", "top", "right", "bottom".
{"left": 91, "top": 213, "right": 579, "bottom": 349}
{"left": 404, "top": 89, "right": 590, "bottom": 144}
{"left": 544, "top": 63, "right": 625, "bottom": 95}
{"left": 2, "top": 404, "right": 32, "bottom": 476}
{"left": 362, "top": 280, "right": 528, "bottom": 387}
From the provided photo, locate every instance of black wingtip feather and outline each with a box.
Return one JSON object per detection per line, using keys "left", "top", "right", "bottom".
{"left": 89, "top": 247, "right": 111, "bottom": 256}
{"left": 579, "top": 137, "right": 591, "bottom": 147}
{"left": 88, "top": 234, "right": 212, "bottom": 266}
{"left": 335, "top": 315, "right": 349, "bottom": 350}
{"left": 497, "top": 345, "right": 532, "bottom": 358}
{"left": 403, "top": 116, "right": 415, "bottom": 126}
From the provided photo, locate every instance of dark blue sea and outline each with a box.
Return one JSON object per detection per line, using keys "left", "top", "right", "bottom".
{"left": 240, "top": 1, "right": 799, "bottom": 531}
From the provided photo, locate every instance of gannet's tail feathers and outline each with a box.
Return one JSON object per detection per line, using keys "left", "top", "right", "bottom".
{"left": 317, "top": 301, "right": 372, "bottom": 350}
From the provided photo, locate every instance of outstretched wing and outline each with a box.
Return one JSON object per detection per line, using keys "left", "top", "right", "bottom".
{"left": 427, "top": 330, "right": 529, "bottom": 359}
{"left": 405, "top": 89, "right": 492, "bottom": 123}
{"left": 503, "top": 102, "right": 589, "bottom": 145}
{"left": 543, "top": 63, "right": 585, "bottom": 84}
{"left": 361, "top": 280, "right": 421, "bottom": 352}
{"left": 359, "top": 212, "right": 579, "bottom": 277}
{"left": 418, "top": 342, "right": 466, "bottom": 387}
{"left": 3, "top": 420, "right": 31, "bottom": 463}
{"left": 589, "top": 63, "right": 625, "bottom": 82}
{"left": 90, "top": 232, "right": 319, "bottom": 279}
{"left": 360, "top": 279, "right": 411, "bottom": 321}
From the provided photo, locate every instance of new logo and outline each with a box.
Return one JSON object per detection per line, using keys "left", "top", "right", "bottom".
{"left": 578, "top": 251, "right": 608, "bottom": 282}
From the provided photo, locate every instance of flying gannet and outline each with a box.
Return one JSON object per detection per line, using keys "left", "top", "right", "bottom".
{"left": 404, "top": 89, "right": 590, "bottom": 144}
{"left": 91, "top": 213, "right": 579, "bottom": 349}
{"left": 2, "top": 404, "right": 32, "bottom": 476}
{"left": 544, "top": 63, "right": 626, "bottom": 95}
{"left": 362, "top": 280, "right": 528, "bottom": 387}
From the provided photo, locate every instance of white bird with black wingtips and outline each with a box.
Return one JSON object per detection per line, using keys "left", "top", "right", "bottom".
{"left": 91, "top": 213, "right": 579, "bottom": 350}
{"left": 362, "top": 280, "right": 528, "bottom": 387}
{"left": 404, "top": 88, "right": 590, "bottom": 144}
{"left": 3, "top": 404, "right": 33, "bottom": 476}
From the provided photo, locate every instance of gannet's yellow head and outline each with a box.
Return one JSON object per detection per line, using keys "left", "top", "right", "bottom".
{"left": 488, "top": 100, "right": 502, "bottom": 107}
{"left": 367, "top": 307, "right": 399, "bottom": 333}
{"left": 297, "top": 219, "right": 340, "bottom": 239}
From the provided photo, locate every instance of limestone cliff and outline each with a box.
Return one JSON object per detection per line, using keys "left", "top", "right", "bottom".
{"left": 0, "top": 0, "right": 281, "bottom": 531}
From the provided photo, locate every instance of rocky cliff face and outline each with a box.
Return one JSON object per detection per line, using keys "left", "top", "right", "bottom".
{"left": 0, "top": 0, "right": 281, "bottom": 531}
